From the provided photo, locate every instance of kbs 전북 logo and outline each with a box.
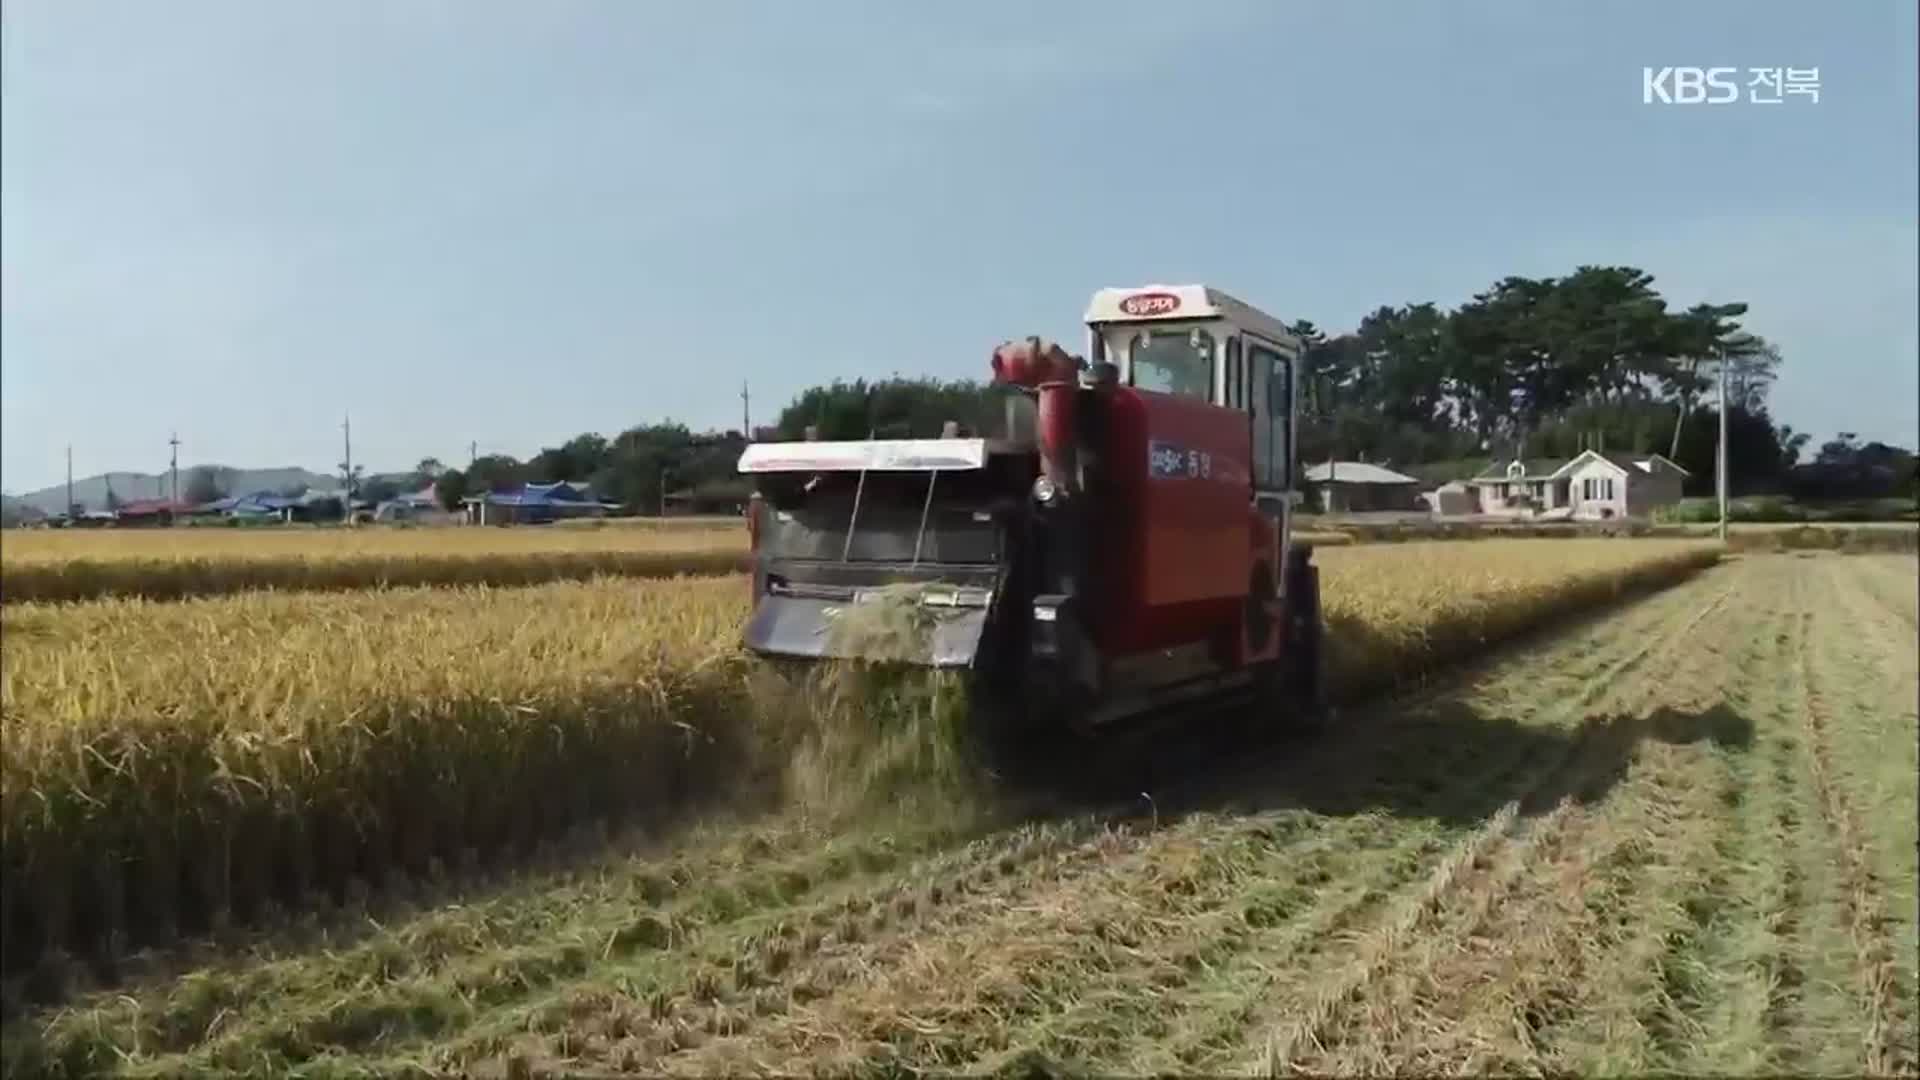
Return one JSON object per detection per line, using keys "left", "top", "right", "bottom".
{"left": 1642, "top": 66, "right": 1820, "bottom": 105}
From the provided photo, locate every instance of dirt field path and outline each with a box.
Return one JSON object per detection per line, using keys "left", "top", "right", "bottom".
{"left": 11, "top": 554, "right": 1914, "bottom": 1078}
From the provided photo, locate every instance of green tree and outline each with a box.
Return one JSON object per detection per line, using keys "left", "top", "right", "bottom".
{"left": 434, "top": 468, "right": 470, "bottom": 511}
{"left": 1354, "top": 302, "right": 1453, "bottom": 429}
{"left": 466, "top": 454, "right": 525, "bottom": 493}
{"left": 563, "top": 433, "right": 610, "bottom": 477}
{"left": 774, "top": 377, "right": 1008, "bottom": 441}
{"left": 412, "top": 457, "right": 445, "bottom": 490}
{"left": 1724, "top": 338, "right": 1783, "bottom": 412}
{"left": 526, "top": 434, "right": 611, "bottom": 484}
{"left": 359, "top": 477, "right": 402, "bottom": 504}
{"left": 593, "top": 422, "right": 696, "bottom": 513}
{"left": 1287, "top": 319, "right": 1337, "bottom": 421}
{"left": 1533, "top": 266, "right": 1679, "bottom": 404}
{"left": 1443, "top": 277, "right": 1546, "bottom": 444}
{"left": 1814, "top": 432, "right": 1861, "bottom": 465}
{"left": 1534, "top": 398, "right": 1672, "bottom": 458}
{"left": 1776, "top": 424, "right": 1812, "bottom": 470}
{"left": 1672, "top": 404, "right": 1798, "bottom": 496}
{"left": 1663, "top": 302, "right": 1756, "bottom": 459}
{"left": 526, "top": 447, "right": 577, "bottom": 484}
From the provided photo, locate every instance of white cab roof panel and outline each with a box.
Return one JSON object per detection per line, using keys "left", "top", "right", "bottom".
{"left": 1084, "top": 284, "right": 1300, "bottom": 349}
{"left": 739, "top": 439, "right": 991, "bottom": 473}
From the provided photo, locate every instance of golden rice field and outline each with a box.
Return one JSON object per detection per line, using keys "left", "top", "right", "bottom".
{"left": 0, "top": 539, "right": 1719, "bottom": 981}
{"left": 0, "top": 524, "right": 751, "bottom": 604}
{"left": 9, "top": 551, "right": 1911, "bottom": 1079}
{"left": 0, "top": 525, "right": 1368, "bottom": 605}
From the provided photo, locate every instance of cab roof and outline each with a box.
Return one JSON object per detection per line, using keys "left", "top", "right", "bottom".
{"left": 1084, "top": 284, "right": 1300, "bottom": 348}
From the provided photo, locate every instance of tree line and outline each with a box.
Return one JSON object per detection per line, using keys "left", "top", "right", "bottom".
{"left": 276, "top": 263, "right": 1906, "bottom": 510}
{"left": 427, "top": 425, "right": 754, "bottom": 512}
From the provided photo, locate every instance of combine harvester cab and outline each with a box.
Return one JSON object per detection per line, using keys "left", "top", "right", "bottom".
{"left": 738, "top": 284, "right": 1325, "bottom": 734}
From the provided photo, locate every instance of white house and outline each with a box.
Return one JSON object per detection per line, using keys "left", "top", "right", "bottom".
{"left": 1427, "top": 480, "right": 1477, "bottom": 516}
{"left": 1467, "top": 450, "right": 1690, "bottom": 520}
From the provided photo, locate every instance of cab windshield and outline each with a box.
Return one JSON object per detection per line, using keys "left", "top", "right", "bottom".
{"left": 1129, "top": 327, "right": 1216, "bottom": 401}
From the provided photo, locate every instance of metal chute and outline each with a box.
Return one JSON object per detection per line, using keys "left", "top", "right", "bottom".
{"left": 739, "top": 435, "right": 1029, "bottom": 670}
{"left": 742, "top": 584, "right": 995, "bottom": 668}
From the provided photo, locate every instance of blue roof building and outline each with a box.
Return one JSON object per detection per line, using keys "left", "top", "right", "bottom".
{"left": 461, "top": 481, "right": 620, "bottom": 524}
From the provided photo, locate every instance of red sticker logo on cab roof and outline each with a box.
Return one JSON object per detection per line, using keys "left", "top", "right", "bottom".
{"left": 1119, "top": 291, "right": 1181, "bottom": 316}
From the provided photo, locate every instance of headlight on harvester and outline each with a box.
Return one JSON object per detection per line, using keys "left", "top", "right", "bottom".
{"left": 1032, "top": 475, "right": 1060, "bottom": 505}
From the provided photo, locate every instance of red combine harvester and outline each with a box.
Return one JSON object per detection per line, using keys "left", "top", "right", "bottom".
{"left": 737, "top": 284, "right": 1324, "bottom": 735}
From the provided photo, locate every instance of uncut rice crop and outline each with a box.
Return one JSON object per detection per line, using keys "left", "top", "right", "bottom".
{"left": 0, "top": 575, "right": 762, "bottom": 972}
{"left": 1307, "top": 538, "right": 1720, "bottom": 697}
{"left": 0, "top": 524, "right": 749, "bottom": 604}
{"left": 0, "top": 539, "right": 1718, "bottom": 972}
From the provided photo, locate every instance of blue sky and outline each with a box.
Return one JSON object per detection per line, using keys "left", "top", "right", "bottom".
{"left": 3, "top": 0, "right": 1914, "bottom": 493}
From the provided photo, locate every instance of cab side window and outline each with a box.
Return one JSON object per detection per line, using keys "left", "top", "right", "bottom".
{"left": 1248, "top": 343, "right": 1292, "bottom": 490}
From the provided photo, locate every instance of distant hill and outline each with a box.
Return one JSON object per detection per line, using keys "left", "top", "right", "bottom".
{"left": 7, "top": 466, "right": 343, "bottom": 515}
{"left": 1, "top": 494, "right": 47, "bottom": 526}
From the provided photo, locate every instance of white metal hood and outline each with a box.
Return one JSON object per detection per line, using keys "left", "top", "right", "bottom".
{"left": 737, "top": 439, "right": 992, "bottom": 474}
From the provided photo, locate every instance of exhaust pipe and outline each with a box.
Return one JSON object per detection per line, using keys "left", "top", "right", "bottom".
{"left": 991, "top": 337, "right": 1084, "bottom": 493}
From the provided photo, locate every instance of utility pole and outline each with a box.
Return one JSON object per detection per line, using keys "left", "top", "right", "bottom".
{"left": 741, "top": 380, "right": 751, "bottom": 440}
{"left": 341, "top": 415, "right": 355, "bottom": 525}
{"left": 65, "top": 444, "right": 74, "bottom": 520}
{"left": 469, "top": 440, "right": 477, "bottom": 470}
{"left": 658, "top": 464, "right": 667, "bottom": 518}
{"left": 169, "top": 431, "right": 181, "bottom": 509}
{"left": 1716, "top": 344, "right": 1729, "bottom": 543}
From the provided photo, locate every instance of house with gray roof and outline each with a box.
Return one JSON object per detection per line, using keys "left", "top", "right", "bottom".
{"left": 1303, "top": 461, "right": 1424, "bottom": 513}
{"left": 1467, "top": 450, "right": 1690, "bottom": 520}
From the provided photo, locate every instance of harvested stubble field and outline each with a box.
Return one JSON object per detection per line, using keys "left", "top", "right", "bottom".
{"left": 1314, "top": 516, "right": 1920, "bottom": 551}
{"left": 2, "top": 551, "right": 1911, "bottom": 1078}
{"left": 1719, "top": 521, "right": 1920, "bottom": 552}
{"left": 0, "top": 526, "right": 749, "bottom": 605}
